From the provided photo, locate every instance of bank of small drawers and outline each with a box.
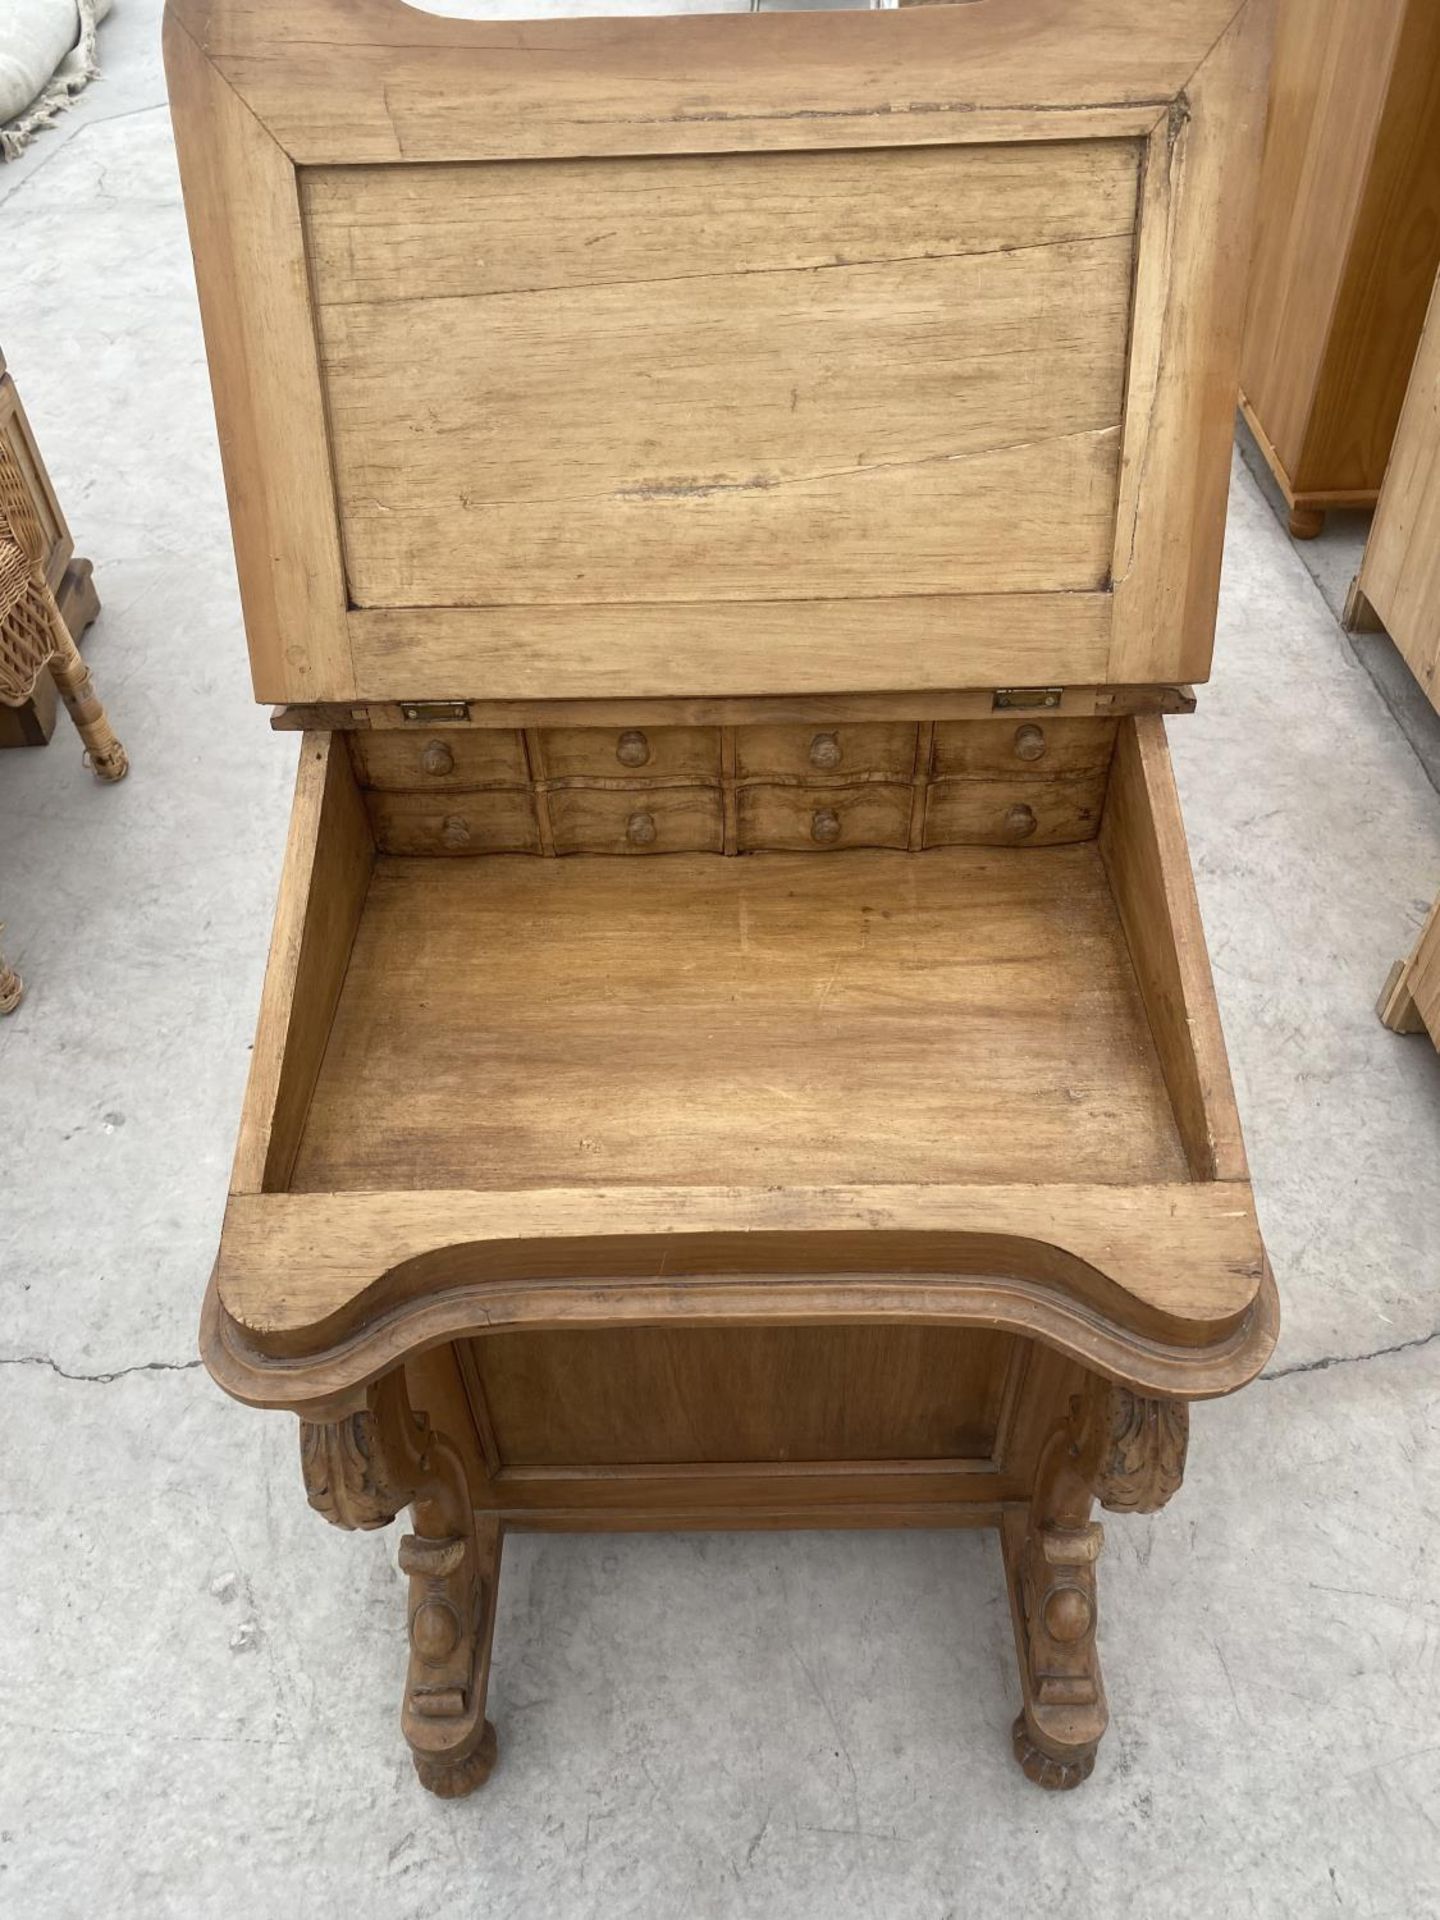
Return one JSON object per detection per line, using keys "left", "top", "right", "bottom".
{"left": 349, "top": 719, "right": 1118, "bottom": 855}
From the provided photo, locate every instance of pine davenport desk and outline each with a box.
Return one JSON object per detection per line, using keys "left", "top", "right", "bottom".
{"left": 167, "top": 0, "right": 1278, "bottom": 1797}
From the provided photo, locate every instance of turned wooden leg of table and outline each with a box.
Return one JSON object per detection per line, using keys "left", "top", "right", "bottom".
{"left": 298, "top": 1360, "right": 503, "bottom": 1798}
{"left": 1003, "top": 1374, "right": 1189, "bottom": 1790}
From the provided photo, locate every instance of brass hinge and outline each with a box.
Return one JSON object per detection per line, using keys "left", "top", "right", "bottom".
{"left": 992, "top": 686, "right": 1063, "bottom": 711}
{"left": 400, "top": 701, "right": 471, "bottom": 724}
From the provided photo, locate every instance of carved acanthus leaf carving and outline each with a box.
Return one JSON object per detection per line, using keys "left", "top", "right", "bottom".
{"left": 300, "top": 1408, "right": 408, "bottom": 1531}
{"left": 1090, "top": 1386, "right": 1189, "bottom": 1514}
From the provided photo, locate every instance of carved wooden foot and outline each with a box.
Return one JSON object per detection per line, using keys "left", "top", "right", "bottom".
{"left": 1288, "top": 504, "right": 1325, "bottom": 540}
{"left": 1011, "top": 1709, "right": 1097, "bottom": 1790}
{"left": 1004, "top": 1376, "right": 1188, "bottom": 1791}
{"left": 414, "top": 1718, "right": 498, "bottom": 1799}
{"left": 300, "top": 1370, "right": 503, "bottom": 1798}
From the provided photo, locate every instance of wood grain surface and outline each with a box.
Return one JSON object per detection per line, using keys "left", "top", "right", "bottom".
{"left": 1355, "top": 270, "right": 1440, "bottom": 714}
{"left": 310, "top": 146, "right": 1136, "bottom": 609}
{"left": 288, "top": 845, "right": 1187, "bottom": 1193}
{"left": 469, "top": 1324, "right": 1017, "bottom": 1467}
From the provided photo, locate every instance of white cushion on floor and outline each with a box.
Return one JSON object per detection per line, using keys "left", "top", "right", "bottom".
{"left": 0, "top": 0, "right": 84, "bottom": 125}
{"left": 0, "top": 0, "right": 111, "bottom": 129}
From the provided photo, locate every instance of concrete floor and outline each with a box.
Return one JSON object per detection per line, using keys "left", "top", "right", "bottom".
{"left": 2, "top": 9, "right": 1440, "bottom": 1916}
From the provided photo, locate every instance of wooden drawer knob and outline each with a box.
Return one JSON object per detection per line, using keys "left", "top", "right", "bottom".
{"left": 808, "top": 731, "right": 842, "bottom": 770}
{"left": 626, "top": 810, "right": 657, "bottom": 847}
{"left": 616, "top": 729, "right": 651, "bottom": 768}
{"left": 440, "top": 814, "right": 471, "bottom": 849}
{"left": 810, "top": 807, "right": 842, "bottom": 845}
{"left": 1004, "top": 804, "right": 1038, "bottom": 840}
{"left": 1013, "top": 724, "right": 1047, "bottom": 763}
{"left": 421, "top": 739, "right": 455, "bottom": 777}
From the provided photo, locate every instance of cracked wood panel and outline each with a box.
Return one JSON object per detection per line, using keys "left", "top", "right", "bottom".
{"left": 306, "top": 143, "right": 1139, "bottom": 611}
{"left": 168, "top": 0, "right": 1246, "bottom": 167}
{"left": 302, "top": 142, "right": 1140, "bottom": 305}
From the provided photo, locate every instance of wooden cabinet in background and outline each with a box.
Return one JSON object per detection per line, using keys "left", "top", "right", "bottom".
{"left": 1347, "top": 269, "right": 1440, "bottom": 1049}
{"left": 1348, "top": 269, "right": 1440, "bottom": 715}
{"left": 1240, "top": 0, "right": 1440, "bottom": 539}
{"left": 1378, "top": 899, "right": 1440, "bottom": 1048}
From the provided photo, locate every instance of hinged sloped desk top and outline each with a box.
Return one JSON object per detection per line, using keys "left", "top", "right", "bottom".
{"left": 165, "top": 0, "right": 1272, "bottom": 707}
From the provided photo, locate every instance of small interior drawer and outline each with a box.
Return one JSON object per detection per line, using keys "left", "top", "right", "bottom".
{"left": 350, "top": 728, "right": 528, "bottom": 791}
{"left": 367, "top": 788, "right": 539, "bottom": 855}
{"left": 931, "top": 717, "right": 1117, "bottom": 781}
{"left": 549, "top": 784, "right": 724, "bottom": 855}
{"left": 736, "top": 723, "right": 918, "bottom": 784}
{"left": 923, "top": 773, "right": 1106, "bottom": 847}
{"left": 738, "top": 782, "right": 912, "bottom": 852}
{"left": 538, "top": 727, "right": 722, "bottom": 784}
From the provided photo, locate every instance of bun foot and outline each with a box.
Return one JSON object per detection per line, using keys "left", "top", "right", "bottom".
{"left": 1011, "top": 1713, "right": 1097, "bottom": 1791}
{"left": 1288, "top": 505, "right": 1325, "bottom": 540}
{"left": 413, "top": 1719, "right": 498, "bottom": 1799}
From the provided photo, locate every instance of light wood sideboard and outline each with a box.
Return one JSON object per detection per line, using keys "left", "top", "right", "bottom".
{"left": 1378, "top": 900, "right": 1440, "bottom": 1047}
{"left": 167, "top": 0, "right": 1277, "bottom": 1798}
{"left": 1240, "top": 0, "right": 1440, "bottom": 539}
{"left": 1348, "top": 269, "right": 1440, "bottom": 716}
{"left": 1348, "top": 267, "right": 1440, "bottom": 1050}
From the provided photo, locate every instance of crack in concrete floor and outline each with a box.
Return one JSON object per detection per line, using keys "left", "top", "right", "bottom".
{"left": 0, "top": 1353, "right": 204, "bottom": 1383}
{"left": 3, "top": 1326, "right": 1437, "bottom": 1389}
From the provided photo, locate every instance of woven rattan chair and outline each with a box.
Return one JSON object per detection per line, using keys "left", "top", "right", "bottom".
{"left": 0, "top": 432, "right": 128, "bottom": 1012}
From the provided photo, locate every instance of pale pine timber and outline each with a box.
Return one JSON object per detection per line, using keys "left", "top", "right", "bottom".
{"left": 170, "top": 0, "right": 1278, "bottom": 1801}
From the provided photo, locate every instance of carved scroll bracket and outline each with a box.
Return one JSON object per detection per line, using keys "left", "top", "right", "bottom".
{"left": 1008, "top": 1376, "right": 1189, "bottom": 1791}
{"left": 299, "top": 1370, "right": 501, "bottom": 1797}
{"left": 300, "top": 1394, "right": 410, "bottom": 1531}
{"left": 1087, "top": 1385, "right": 1189, "bottom": 1514}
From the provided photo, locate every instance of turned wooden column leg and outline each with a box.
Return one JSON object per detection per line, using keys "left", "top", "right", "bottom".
{"left": 46, "top": 606, "right": 129, "bottom": 783}
{"left": 299, "top": 1367, "right": 502, "bottom": 1798}
{"left": 1003, "top": 1376, "right": 1189, "bottom": 1791}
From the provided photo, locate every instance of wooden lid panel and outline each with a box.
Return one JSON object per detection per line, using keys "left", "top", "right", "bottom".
{"left": 164, "top": 0, "right": 1274, "bottom": 703}
{"left": 310, "top": 144, "right": 1138, "bottom": 612}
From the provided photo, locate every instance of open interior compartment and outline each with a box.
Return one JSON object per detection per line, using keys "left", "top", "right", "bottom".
{"left": 289, "top": 845, "right": 1184, "bottom": 1193}
{"left": 236, "top": 714, "right": 1244, "bottom": 1204}
{"left": 214, "top": 712, "right": 1263, "bottom": 1493}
